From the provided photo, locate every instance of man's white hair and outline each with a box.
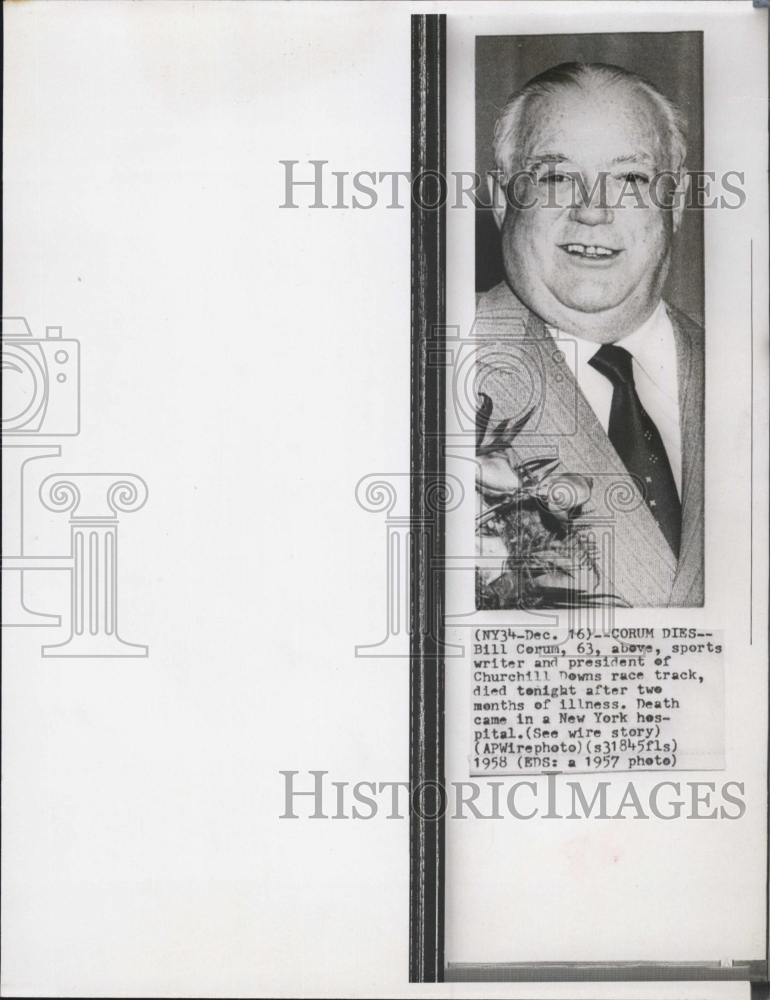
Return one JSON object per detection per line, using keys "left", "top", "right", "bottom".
{"left": 492, "top": 61, "right": 688, "bottom": 178}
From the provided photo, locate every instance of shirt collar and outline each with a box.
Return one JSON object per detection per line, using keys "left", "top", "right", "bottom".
{"left": 548, "top": 301, "right": 676, "bottom": 400}
{"left": 615, "top": 301, "right": 676, "bottom": 398}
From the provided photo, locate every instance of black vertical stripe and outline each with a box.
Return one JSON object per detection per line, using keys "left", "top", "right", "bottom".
{"left": 410, "top": 12, "right": 446, "bottom": 985}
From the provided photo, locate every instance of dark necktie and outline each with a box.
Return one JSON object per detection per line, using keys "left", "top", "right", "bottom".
{"left": 588, "top": 343, "right": 681, "bottom": 558}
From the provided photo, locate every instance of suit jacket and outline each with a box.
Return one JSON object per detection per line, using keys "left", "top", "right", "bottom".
{"left": 475, "top": 281, "right": 704, "bottom": 607}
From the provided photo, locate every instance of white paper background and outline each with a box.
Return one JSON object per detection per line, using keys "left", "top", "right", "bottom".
{"left": 1, "top": 2, "right": 765, "bottom": 997}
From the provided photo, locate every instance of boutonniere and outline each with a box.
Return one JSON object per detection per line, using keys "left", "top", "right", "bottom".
{"left": 475, "top": 392, "right": 627, "bottom": 610}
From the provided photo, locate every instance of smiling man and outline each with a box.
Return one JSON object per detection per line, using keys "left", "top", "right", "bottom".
{"left": 475, "top": 62, "right": 704, "bottom": 608}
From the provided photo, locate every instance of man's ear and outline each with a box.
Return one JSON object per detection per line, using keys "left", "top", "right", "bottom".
{"left": 672, "top": 171, "right": 689, "bottom": 233}
{"left": 488, "top": 173, "right": 507, "bottom": 230}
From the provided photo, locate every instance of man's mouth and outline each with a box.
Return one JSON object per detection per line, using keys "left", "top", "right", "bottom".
{"left": 560, "top": 243, "right": 621, "bottom": 259}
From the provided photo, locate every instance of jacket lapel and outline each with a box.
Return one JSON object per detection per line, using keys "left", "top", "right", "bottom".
{"left": 668, "top": 305, "right": 705, "bottom": 605}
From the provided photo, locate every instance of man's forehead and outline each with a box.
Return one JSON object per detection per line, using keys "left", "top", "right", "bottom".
{"left": 520, "top": 82, "right": 662, "bottom": 164}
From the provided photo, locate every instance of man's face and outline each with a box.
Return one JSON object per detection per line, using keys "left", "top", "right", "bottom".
{"left": 496, "top": 82, "right": 683, "bottom": 342}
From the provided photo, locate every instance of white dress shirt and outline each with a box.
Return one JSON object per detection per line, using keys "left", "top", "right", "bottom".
{"left": 548, "top": 301, "right": 682, "bottom": 497}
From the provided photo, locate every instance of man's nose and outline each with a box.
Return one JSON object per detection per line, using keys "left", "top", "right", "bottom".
{"left": 569, "top": 201, "right": 614, "bottom": 226}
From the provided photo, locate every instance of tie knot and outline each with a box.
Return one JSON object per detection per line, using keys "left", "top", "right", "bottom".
{"left": 589, "top": 343, "right": 635, "bottom": 387}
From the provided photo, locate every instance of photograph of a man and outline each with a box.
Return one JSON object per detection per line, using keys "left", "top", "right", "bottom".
{"left": 475, "top": 52, "right": 704, "bottom": 609}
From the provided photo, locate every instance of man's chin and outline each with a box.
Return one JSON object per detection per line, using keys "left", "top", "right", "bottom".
{"left": 551, "top": 286, "right": 631, "bottom": 315}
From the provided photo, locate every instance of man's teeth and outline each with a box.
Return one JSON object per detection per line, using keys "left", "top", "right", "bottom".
{"left": 565, "top": 244, "right": 615, "bottom": 257}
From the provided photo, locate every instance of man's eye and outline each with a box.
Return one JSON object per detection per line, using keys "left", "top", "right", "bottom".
{"left": 540, "top": 172, "right": 571, "bottom": 185}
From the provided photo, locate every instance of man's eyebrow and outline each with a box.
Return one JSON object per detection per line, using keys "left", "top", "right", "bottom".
{"left": 609, "top": 153, "right": 657, "bottom": 168}
{"left": 522, "top": 153, "right": 659, "bottom": 170}
{"left": 522, "top": 153, "right": 571, "bottom": 167}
